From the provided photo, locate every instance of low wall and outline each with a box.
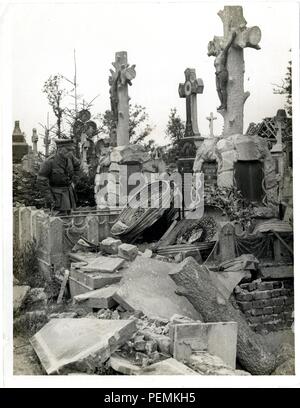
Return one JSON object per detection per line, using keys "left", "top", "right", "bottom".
{"left": 13, "top": 206, "right": 121, "bottom": 278}
{"left": 235, "top": 279, "right": 294, "bottom": 333}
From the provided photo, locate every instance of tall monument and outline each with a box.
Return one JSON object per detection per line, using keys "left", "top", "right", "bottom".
{"left": 208, "top": 6, "right": 261, "bottom": 135}
{"left": 12, "top": 121, "right": 29, "bottom": 163}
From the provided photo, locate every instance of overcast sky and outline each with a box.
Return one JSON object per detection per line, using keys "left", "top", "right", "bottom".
{"left": 3, "top": 1, "right": 295, "bottom": 151}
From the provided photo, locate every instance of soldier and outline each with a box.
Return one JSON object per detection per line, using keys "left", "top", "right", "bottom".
{"left": 37, "top": 139, "right": 80, "bottom": 215}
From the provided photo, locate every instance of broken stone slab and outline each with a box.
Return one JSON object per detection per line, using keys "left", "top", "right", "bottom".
{"left": 187, "top": 352, "right": 251, "bottom": 376}
{"left": 13, "top": 285, "right": 31, "bottom": 314}
{"left": 109, "top": 354, "right": 142, "bottom": 375}
{"left": 73, "top": 285, "right": 119, "bottom": 309}
{"left": 100, "top": 238, "right": 122, "bottom": 255}
{"left": 118, "top": 243, "right": 138, "bottom": 261}
{"left": 141, "top": 357, "right": 198, "bottom": 375}
{"left": 70, "top": 264, "right": 122, "bottom": 290}
{"left": 30, "top": 318, "right": 137, "bottom": 375}
{"left": 80, "top": 256, "right": 125, "bottom": 274}
{"left": 169, "top": 321, "right": 238, "bottom": 369}
{"left": 113, "top": 257, "right": 201, "bottom": 321}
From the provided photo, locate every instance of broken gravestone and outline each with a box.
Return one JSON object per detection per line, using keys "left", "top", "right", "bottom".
{"left": 30, "top": 318, "right": 136, "bottom": 374}
{"left": 113, "top": 257, "right": 201, "bottom": 321}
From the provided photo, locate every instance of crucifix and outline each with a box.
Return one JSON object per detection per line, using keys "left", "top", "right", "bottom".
{"left": 208, "top": 6, "right": 261, "bottom": 136}
{"left": 109, "top": 51, "right": 136, "bottom": 146}
{"left": 206, "top": 112, "right": 217, "bottom": 137}
{"left": 178, "top": 68, "right": 204, "bottom": 138}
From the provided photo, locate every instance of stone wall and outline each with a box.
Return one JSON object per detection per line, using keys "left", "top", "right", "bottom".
{"left": 13, "top": 206, "right": 121, "bottom": 278}
{"left": 234, "top": 279, "right": 294, "bottom": 333}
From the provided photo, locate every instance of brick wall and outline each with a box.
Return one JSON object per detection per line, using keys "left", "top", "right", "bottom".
{"left": 234, "top": 279, "right": 294, "bottom": 333}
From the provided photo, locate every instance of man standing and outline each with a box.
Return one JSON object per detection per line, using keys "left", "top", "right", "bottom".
{"left": 37, "top": 139, "right": 80, "bottom": 214}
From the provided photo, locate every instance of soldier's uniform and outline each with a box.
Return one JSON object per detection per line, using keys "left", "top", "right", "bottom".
{"left": 38, "top": 139, "right": 80, "bottom": 213}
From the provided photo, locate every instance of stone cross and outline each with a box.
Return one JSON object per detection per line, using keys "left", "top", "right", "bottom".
{"left": 32, "top": 128, "right": 38, "bottom": 154}
{"left": 206, "top": 112, "right": 217, "bottom": 137}
{"left": 208, "top": 6, "right": 261, "bottom": 136}
{"left": 178, "top": 68, "right": 204, "bottom": 137}
{"left": 109, "top": 51, "right": 136, "bottom": 146}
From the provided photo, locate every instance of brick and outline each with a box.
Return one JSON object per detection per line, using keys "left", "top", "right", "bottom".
{"left": 236, "top": 292, "right": 253, "bottom": 302}
{"left": 248, "top": 282, "right": 257, "bottom": 292}
{"left": 257, "top": 282, "right": 274, "bottom": 291}
{"left": 118, "top": 243, "right": 138, "bottom": 261}
{"left": 264, "top": 307, "right": 274, "bottom": 315}
{"left": 252, "top": 291, "right": 272, "bottom": 300}
{"left": 272, "top": 281, "right": 282, "bottom": 289}
{"left": 252, "top": 299, "right": 273, "bottom": 308}
{"left": 283, "top": 280, "right": 294, "bottom": 289}
{"left": 247, "top": 316, "right": 262, "bottom": 324}
{"left": 145, "top": 340, "right": 158, "bottom": 355}
{"left": 100, "top": 237, "right": 122, "bottom": 254}
{"left": 271, "top": 289, "right": 282, "bottom": 298}
{"left": 273, "top": 306, "right": 285, "bottom": 314}
{"left": 272, "top": 297, "right": 285, "bottom": 306}
{"left": 240, "top": 283, "right": 250, "bottom": 291}
{"left": 284, "top": 297, "right": 294, "bottom": 306}
{"left": 237, "top": 301, "right": 252, "bottom": 312}
{"left": 251, "top": 308, "right": 264, "bottom": 316}
{"left": 280, "top": 288, "right": 291, "bottom": 297}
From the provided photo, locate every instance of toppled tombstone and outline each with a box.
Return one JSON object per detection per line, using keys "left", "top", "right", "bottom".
{"left": 80, "top": 256, "right": 125, "bottom": 274}
{"left": 69, "top": 263, "right": 122, "bottom": 297}
{"left": 100, "top": 238, "right": 122, "bottom": 255}
{"left": 13, "top": 285, "right": 30, "bottom": 314}
{"left": 113, "top": 256, "right": 201, "bottom": 321}
{"left": 140, "top": 357, "right": 198, "bottom": 375}
{"left": 118, "top": 243, "right": 138, "bottom": 261}
{"left": 169, "top": 321, "right": 237, "bottom": 368}
{"left": 186, "top": 352, "right": 250, "bottom": 376}
{"left": 30, "top": 318, "right": 137, "bottom": 374}
{"left": 73, "top": 285, "right": 119, "bottom": 309}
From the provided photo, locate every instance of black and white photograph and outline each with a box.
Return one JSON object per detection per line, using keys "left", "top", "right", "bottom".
{"left": 0, "top": 0, "right": 299, "bottom": 388}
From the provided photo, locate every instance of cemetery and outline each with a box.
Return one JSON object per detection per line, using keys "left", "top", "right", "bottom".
{"left": 12, "top": 5, "right": 294, "bottom": 376}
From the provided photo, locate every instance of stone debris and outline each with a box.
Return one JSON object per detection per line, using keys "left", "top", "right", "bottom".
{"left": 141, "top": 357, "right": 198, "bottom": 375}
{"left": 30, "top": 318, "right": 137, "bottom": 375}
{"left": 169, "top": 322, "right": 238, "bottom": 369}
{"left": 118, "top": 243, "right": 138, "bottom": 261}
{"left": 141, "top": 249, "right": 153, "bottom": 258}
{"left": 100, "top": 237, "right": 122, "bottom": 255}
{"left": 13, "top": 285, "right": 31, "bottom": 314}
{"left": 109, "top": 354, "right": 142, "bottom": 375}
{"left": 186, "top": 353, "right": 251, "bottom": 376}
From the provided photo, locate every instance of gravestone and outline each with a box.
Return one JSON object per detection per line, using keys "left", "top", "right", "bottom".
{"left": 95, "top": 51, "right": 152, "bottom": 208}
{"left": 12, "top": 121, "right": 29, "bottom": 163}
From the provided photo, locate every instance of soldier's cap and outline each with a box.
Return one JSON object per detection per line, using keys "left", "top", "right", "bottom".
{"left": 54, "top": 138, "right": 75, "bottom": 147}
